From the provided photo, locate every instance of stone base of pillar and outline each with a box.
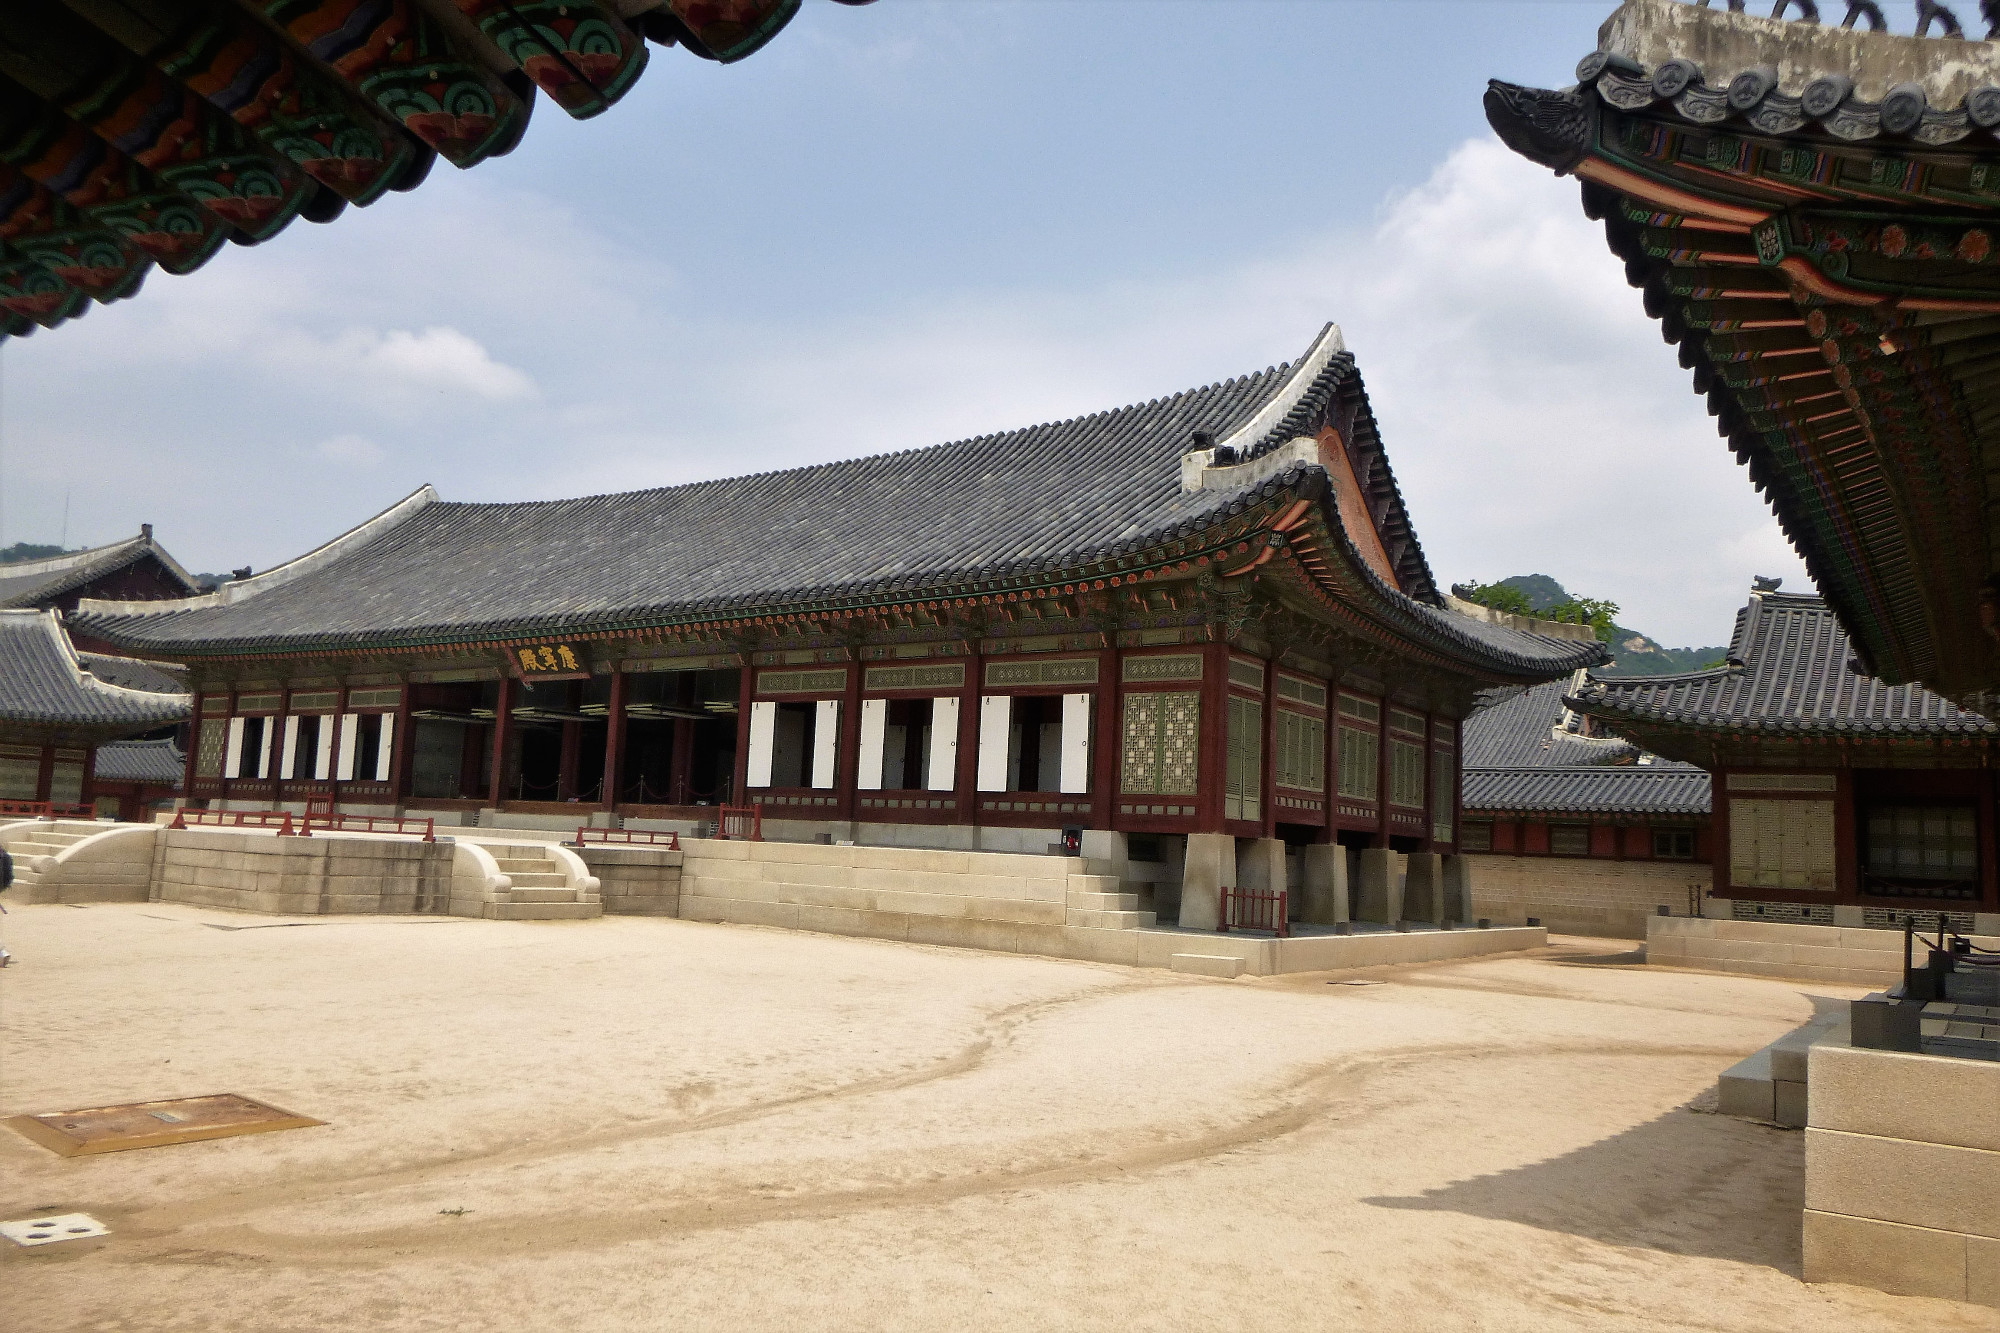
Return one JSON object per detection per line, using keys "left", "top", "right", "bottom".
{"left": 1301, "top": 844, "right": 1349, "bottom": 924}
{"left": 1355, "top": 848, "right": 1401, "bottom": 925}
{"left": 1404, "top": 852, "right": 1444, "bottom": 925}
{"left": 1441, "top": 854, "right": 1472, "bottom": 924}
{"left": 1238, "top": 837, "right": 1287, "bottom": 895}
{"left": 1179, "top": 833, "right": 1235, "bottom": 931}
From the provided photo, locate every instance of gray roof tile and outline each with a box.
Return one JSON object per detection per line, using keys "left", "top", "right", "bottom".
{"left": 91, "top": 738, "right": 184, "bottom": 786}
{"left": 0, "top": 610, "right": 191, "bottom": 728}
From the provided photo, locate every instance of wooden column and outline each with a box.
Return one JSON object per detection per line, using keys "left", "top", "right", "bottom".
{"left": 1196, "top": 639, "right": 1229, "bottom": 832}
{"left": 1260, "top": 656, "right": 1279, "bottom": 840}
{"left": 1318, "top": 679, "right": 1339, "bottom": 843}
{"left": 34, "top": 744, "right": 53, "bottom": 804}
{"left": 182, "top": 695, "right": 205, "bottom": 807}
{"left": 1374, "top": 686, "right": 1393, "bottom": 850}
{"left": 1418, "top": 707, "right": 1435, "bottom": 854}
{"left": 1090, "top": 645, "right": 1120, "bottom": 830}
{"left": 668, "top": 673, "right": 694, "bottom": 804}
{"left": 601, "top": 670, "right": 627, "bottom": 811}
{"left": 954, "top": 638, "right": 982, "bottom": 827}
{"left": 730, "top": 655, "right": 755, "bottom": 805}
{"left": 557, "top": 678, "right": 581, "bottom": 802}
{"left": 836, "top": 656, "right": 864, "bottom": 823}
{"left": 390, "top": 682, "right": 414, "bottom": 809}
{"left": 488, "top": 675, "right": 516, "bottom": 806}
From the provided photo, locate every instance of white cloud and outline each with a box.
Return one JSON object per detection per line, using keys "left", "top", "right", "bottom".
{"left": 334, "top": 326, "right": 536, "bottom": 402}
{"left": 315, "top": 434, "right": 384, "bottom": 467}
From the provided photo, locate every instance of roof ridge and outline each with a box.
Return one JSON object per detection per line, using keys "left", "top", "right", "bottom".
{"left": 0, "top": 532, "right": 144, "bottom": 579}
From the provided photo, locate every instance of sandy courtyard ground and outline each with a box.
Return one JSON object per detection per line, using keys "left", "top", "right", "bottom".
{"left": 2, "top": 903, "right": 1995, "bottom": 1333}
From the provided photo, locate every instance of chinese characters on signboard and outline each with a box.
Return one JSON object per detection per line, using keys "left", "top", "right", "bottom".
{"left": 514, "top": 644, "right": 584, "bottom": 676}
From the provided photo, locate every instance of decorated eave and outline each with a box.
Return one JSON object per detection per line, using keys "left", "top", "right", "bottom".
{"left": 1486, "top": 0, "right": 2000, "bottom": 709}
{"left": 69, "top": 324, "right": 1608, "bottom": 691}
{"left": 1566, "top": 586, "right": 2000, "bottom": 764}
{"left": 0, "top": 526, "right": 199, "bottom": 608}
{"left": 0, "top": 0, "right": 870, "bottom": 342}
{"left": 0, "top": 608, "right": 190, "bottom": 741}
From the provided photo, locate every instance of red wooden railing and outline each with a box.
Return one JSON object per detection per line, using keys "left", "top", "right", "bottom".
{"left": 1218, "top": 886, "right": 1290, "bottom": 938}
{"left": 172, "top": 809, "right": 297, "bottom": 835}
{"left": 0, "top": 800, "right": 93, "bottom": 819}
{"left": 302, "top": 813, "right": 436, "bottom": 841}
{"left": 717, "top": 804, "right": 763, "bottom": 841}
{"left": 573, "top": 827, "right": 681, "bottom": 850}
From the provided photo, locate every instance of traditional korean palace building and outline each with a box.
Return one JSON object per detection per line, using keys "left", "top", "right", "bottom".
{"left": 1572, "top": 584, "right": 2000, "bottom": 931}
{"left": 71, "top": 324, "right": 1606, "bottom": 916}
{"left": 0, "top": 1, "right": 868, "bottom": 340}
{"left": 1488, "top": 0, "right": 2000, "bottom": 714}
{"left": 0, "top": 526, "right": 199, "bottom": 613}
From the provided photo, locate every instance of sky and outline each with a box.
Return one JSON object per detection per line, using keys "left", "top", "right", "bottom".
{"left": 1, "top": 0, "right": 1811, "bottom": 650}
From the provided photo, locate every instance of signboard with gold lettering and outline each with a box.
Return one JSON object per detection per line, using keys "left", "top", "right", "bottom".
{"left": 512, "top": 643, "right": 587, "bottom": 678}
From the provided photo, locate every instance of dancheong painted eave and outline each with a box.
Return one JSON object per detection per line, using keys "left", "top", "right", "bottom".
{"left": 1486, "top": 0, "right": 2000, "bottom": 709}
{"left": 70, "top": 323, "right": 1608, "bottom": 687}
{"left": 0, "top": 0, "right": 871, "bottom": 342}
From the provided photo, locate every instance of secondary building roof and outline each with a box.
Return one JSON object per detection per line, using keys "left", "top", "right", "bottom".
{"left": 1486, "top": 0, "right": 2000, "bottom": 708}
{"left": 72, "top": 324, "right": 1610, "bottom": 685}
{"left": 0, "top": 528, "right": 200, "bottom": 611}
{"left": 0, "top": 1, "right": 866, "bottom": 342}
{"left": 0, "top": 609, "right": 190, "bottom": 738}
{"left": 1569, "top": 586, "right": 2000, "bottom": 765}
{"left": 91, "top": 737, "right": 185, "bottom": 787}
{"left": 1464, "top": 672, "right": 1711, "bottom": 818}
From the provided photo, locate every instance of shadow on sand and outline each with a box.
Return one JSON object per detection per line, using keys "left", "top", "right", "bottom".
{"left": 1366, "top": 1103, "right": 1805, "bottom": 1274}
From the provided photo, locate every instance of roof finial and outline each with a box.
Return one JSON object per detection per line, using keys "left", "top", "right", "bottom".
{"left": 1752, "top": 574, "right": 1783, "bottom": 593}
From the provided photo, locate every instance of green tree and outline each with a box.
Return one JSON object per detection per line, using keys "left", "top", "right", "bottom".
{"left": 1544, "top": 596, "right": 1621, "bottom": 643}
{"left": 1456, "top": 580, "right": 1535, "bottom": 615}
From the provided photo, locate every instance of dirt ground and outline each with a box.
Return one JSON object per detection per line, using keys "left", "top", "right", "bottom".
{"left": 1, "top": 903, "right": 1994, "bottom": 1333}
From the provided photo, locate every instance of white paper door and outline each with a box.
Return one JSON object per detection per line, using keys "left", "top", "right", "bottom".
{"left": 927, "top": 696, "right": 960, "bottom": 791}
{"left": 224, "top": 716, "right": 246, "bottom": 778}
{"left": 375, "top": 714, "right": 396, "bottom": 782}
{"left": 747, "top": 701, "right": 777, "bottom": 788}
{"left": 256, "top": 720, "right": 275, "bottom": 778}
{"left": 1059, "top": 693, "right": 1092, "bottom": 794}
{"left": 812, "top": 699, "right": 840, "bottom": 789}
{"left": 857, "top": 698, "right": 887, "bottom": 791}
{"left": 977, "top": 696, "right": 1011, "bottom": 792}
{"left": 313, "top": 719, "right": 335, "bottom": 779}
{"left": 278, "top": 715, "right": 301, "bottom": 779}
{"left": 335, "top": 714, "right": 359, "bottom": 780}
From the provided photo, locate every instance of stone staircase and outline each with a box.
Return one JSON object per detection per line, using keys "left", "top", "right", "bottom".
{"left": 4, "top": 823, "right": 95, "bottom": 900}
{"left": 1065, "top": 872, "right": 1155, "bottom": 930}
{"left": 475, "top": 842, "right": 602, "bottom": 921}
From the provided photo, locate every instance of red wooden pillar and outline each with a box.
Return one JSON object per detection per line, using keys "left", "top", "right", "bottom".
{"left": 1260, "top": 656, "right": 1279, "bottom": 840}
{"left": 1453, "top": 718, "right": 1465, "bottom": 853}
{"left": 1196, "top": 639, "right": 1229, "bottom": 832}
{"left": 601, "top": 669, "right": 627, "bottom": 811}
{"left": 182, "top": 695, "right": 205, "bottom": 807}
{"left": 1318, "top": 679, "right": 1339, "bottom": 843}
{"left": 668, "top": 672, "right": 694, "bottom": 804}
{"left": 954, "top": 637, "right": 982, "bottom": 827}
{"left": 34, "top": 745, "right": 53, "bottom": 804}
{"left": 1090, "top": 646, "right": 1120, "bottom": 831}
{"left": 836, "top": 656, "right": 864, "bottom": 823}
{"left": 488, "top": 675, "right": 516, "bottom": 806}
{"left": 730, "top": 653, "right": 755, "bottom": 805}
{"left": 1418, "top": 707, "right": 1435, "bottom": 854}
{"left": 556, "top": 679, "right": 581, "bottom": 802}
{"left": 390, "top": 681, "right": 414, "bottom": 808}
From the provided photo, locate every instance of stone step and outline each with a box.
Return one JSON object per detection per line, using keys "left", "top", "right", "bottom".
{"left": 485, "top": 901, "right": 602, "bottom": 921}
{"left": 1067, "top": 891, "right": 1141, "bottom": 912}
{"left": 1082, "top": 858, "right": 1118, "bottom": 877}
{"left": 1066, "top": 908, "right": 1156, "bottom": 930}
{"left": 504, "top": 871, "right": 569, "bottom": 889}
{"left": 506, "top": 886, "right": 580, "bottom": 903}
{"left": 1065, "top": 874, "right": 1123, "bottom": 895}
{"left": 490, "top": 857, "right": 553, "bottom": 873}
{"left": 13, "top": 839, "right": 72, "bottom": 857}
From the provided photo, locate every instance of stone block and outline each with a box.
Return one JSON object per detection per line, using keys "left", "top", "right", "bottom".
{"left": 1404, "top": 853, "right": 1444, "bottom": 925}
{"left": 1299, "top": 844, "right": 1348, "bottom": 925}
{"left": 795, "top": 905, "right": 887, "bottom": 940}
{"left": 1441, "top": 855, "right": 1472, "bottom": 924}
{"left": 1775, "top": 1080, "right": 1808, "bottom": 1128}
{"left": 1971, "top": 1235, "right": 2000, "bottom": 1308}
{"left": 1169, "top": 953, "right": 1246, "bottom": 979}
{"left": 1717, "top": 1050, "right": 1776, "bottom": 1121}
{"left": 1806, "top": 1128, "right": 2000, "bottom": 1239}
{"left": 1803, "top": 1210, "right": 1968, "bottom": 1302}
{"left": 1179, "top": 833, "right": 1232, "bottom": 931}
{"left": 1237, "top": 838, "right": 1286, "bottom": 895}
{"left": 905, "top": 915, "right": 1017, "bottom": 954}
{"left": 1810, "top": 1043, "right": 2000, "bottom": 1153}
{"left": 1354, "top": 849, "right": 1399, "bottom": 925}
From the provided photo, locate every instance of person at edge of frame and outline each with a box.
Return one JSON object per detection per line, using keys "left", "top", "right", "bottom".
{"left": 0, "top": 843, "right": 12, "bottom": 967}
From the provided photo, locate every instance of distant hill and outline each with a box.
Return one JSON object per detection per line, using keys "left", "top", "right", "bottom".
{"left": 1489, "top": 574, "right": 1727, "bottom": 678}
{"left": 0, "top": 542, "right": 69, "bottom": 564}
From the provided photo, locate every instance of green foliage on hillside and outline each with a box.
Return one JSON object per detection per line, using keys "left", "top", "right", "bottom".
{"left": 1461, "top": 574, "right": 1728, "bottom": 675}
{"left": 0, "top": 542, "right": 69, "bottom": 564}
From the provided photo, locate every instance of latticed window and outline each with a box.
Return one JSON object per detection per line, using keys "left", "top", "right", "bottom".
{"left": 1653, "top": 828, "right": 1696, "bottom": 860}
{"left": 1431, "top": 748, "right": 1455, "bottom": 842}
{"left": 1460, "top": 821, "right": 1493, "bottom": 853}
{"left": 194, "top": 719, "right": 229, "bottom": 779}
{"left": 1550, "top": 824, "right": 1591, "bottom": 857}
{"left": 1865, "top": 805, "right": 1978, "bottom": 895}
{"left": 1389, "top": 739, "right": 1425, "bottom": 809}
{"left": 1275, "top": 710, "right": 1325, "bottom": 792}
{"left": 1337, "top": 725, "right": 1378, "bottom": 800}
{"left": 1225, "top": 696, "right": 1262, "bottom": 822}
{"left": 1121, "top": 692, "right": 1200, "bottom": 795}
{"left": 0, "top": 745, "right": 38, "bottom": 800}
{"left": 1730, "top": 798, "right": 1836, "bottom": 891}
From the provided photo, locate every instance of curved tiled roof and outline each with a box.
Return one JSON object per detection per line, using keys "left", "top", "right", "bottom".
{"left": 74, "top": 653, "right": 188, "bottom": 696}
{"left": 72, "top": 325, "right": 1607, "bottom": 682}
{"left": 1464, "top": 679, "right": 1640, "bottom": 769}
{"left": 0, "top": 532, "right": 198, "bottom": 609}
{"left": 91, "top": 738, "right": 184, "bottom": 787}
{"left": 1571, "top": 591, "right": 2000, "bottom": 736}
{"left": 0, "top": 610, "right": 189, "bottom": 728}
{"left": 1464, "top": 766, "right": 1712, "bottom": 818}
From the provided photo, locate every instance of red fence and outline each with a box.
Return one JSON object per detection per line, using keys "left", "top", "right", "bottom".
{"left": 302, "top": 813, "right": 436, "bottom": 841}
{"left": 717, "top": 805, "right": 763, "bottom": 841}
{"left": 172, "top": 809, "right": 298, "bottom": 835}
{"left": 1218, "top": 886, "right": 1289, "bottom": 938}
{"left": 0, "top": 800, "right": 94, "bottom": 820}
{"left": 574, "top": 827, "right": 681, "bottom": 850}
